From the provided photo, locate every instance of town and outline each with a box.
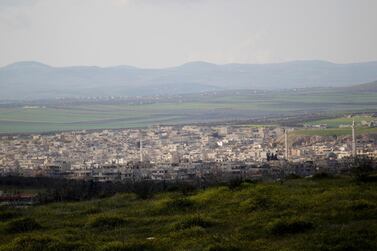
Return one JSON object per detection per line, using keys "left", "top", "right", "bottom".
{"left": 1, "top": 119, "right": 376, "bottom": 182}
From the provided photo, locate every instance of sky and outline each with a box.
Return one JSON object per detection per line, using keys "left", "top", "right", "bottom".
{"left": 0, "top": 0, "right": 376, "bottom": 68}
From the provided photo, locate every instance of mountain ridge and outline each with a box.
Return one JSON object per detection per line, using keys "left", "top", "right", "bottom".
{"left": 6, "top": 59, "right": 377, "bottom": 70}
{"left": 2, "top": 60, "right": 377, "bottom": 100}
{"left": 347, "top": 80, "right": 377, "bottom": 91}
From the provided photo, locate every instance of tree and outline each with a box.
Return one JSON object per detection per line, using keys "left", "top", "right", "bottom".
{"left": 344, "top": 156, "right": 375, "bottom": 181}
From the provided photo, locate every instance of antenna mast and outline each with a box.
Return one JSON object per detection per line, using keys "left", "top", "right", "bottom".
{"left": 284, "top": 128, "right": 289, "bottom": 160}
{"left": 352, "top": 120, "right": 356, "bottom": 157}
{"left": 139, "top": 131, "right": 143, "bottom": 162}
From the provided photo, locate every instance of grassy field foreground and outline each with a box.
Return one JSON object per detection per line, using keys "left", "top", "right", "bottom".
{"left": 1, "top": 176, "right": 377, "bottom": 251}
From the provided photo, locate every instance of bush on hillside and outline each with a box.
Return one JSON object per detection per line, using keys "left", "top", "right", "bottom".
{"left": 0, "top": 211, "right": 21, "bottom": 221}
{"left": 99, "top": 241, "right": 157, "bottom": 251}
{"left": 132, "top": 181, "right": 156, "bottom": 200}
{"left": 242, "top": 194, "right": 274, "bottom": 211}
{"left": 227, "top": 178, "right": 244, "bottom": 190}
{"left": 174, "top": 215, "right": 214, "bottom": 230}
{"left": 344, "top": 156, "right": 375, "bottom": 181}
{"left": 310, "top": 227, "right": 376, "bottom": 251}
{"left": 1, "top": 235, "right": 90, "bottom": 251}
{"left": 311, "top": 172, "right": 334, "bottom": 180}
{"left": 167, "top": 183, "right": 197, "bottom": 195}
{"left": 5, "top": 218, "right": 41, "bottom": 233}
{"left": 285, "top": 174, "right": 301, "bottom": 180}
{"left": 165, "top": 198, "right": 195, "bottom": 212}
{"left": 87, "top": 215, "right": 126, "bottom": 230}
{"left": 205, "top": 244, "right": 241, "bottom": 251}
{"left": 269, "top": 219, "right": 313, "bottom": 235}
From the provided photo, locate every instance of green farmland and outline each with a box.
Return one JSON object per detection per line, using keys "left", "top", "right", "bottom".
{"left": 305, "top": 115, "right": 375, "bottom": 128}
{"left": 293, "top": 127, "right": 377, "bottom": 137}
{"left": 1, "top": 90, "right": 377, "bottom": 133}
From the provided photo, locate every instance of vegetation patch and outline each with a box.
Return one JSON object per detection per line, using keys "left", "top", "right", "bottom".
{"left": 0, "top": 211, "right": 21, "bottom": 221}
{"left": 99, "top": 241, "right": 157, "bottom": 251}
{"left": 0, "top": 235, "right": 90, "bottom": 251}
{"left": 5, "top": 217, "right": 41, "bottom": 233}
{"left": 268, "top": 219, "right": 314, "bottom": 235}
{"left": 83, "top": 207, "right": 103, "bottom": 215}
{"left": 205, "top": 245, "right": 241, "bottom": 251}
{"left": 347, "top": 156, "right": 375, "bottom": 181}
{"left": 240, "top": 194, "right": 274, "bottom": 211}
{"left": 226, "top": 178, "right": 244, "bottom": 190}
{"left": 311, "top": 172, "right": 334, "bottom": 180}
{"left": 0, "top": 176, "right": 376, "bottom": 250}
{"left": 190, "top": 186, "right": 229, "bottom": 204}
{"left": 173, "top": 215, "right": 215, "bottom": 230}
{"left": 350, "top": 200, "right": 376, "bottom": 211}
{"left": 87, "top": 215, "right": 126, "bottom": 230}
{"left": 164, "top": 198, "right": 196, "bottom": 213}
{"left": 309, "top": 226, "right": 376, "bottom": 251}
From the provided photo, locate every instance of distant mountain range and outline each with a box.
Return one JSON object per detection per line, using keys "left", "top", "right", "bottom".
{"left": 1, "top": 60, "right": 377, "bottom": 100}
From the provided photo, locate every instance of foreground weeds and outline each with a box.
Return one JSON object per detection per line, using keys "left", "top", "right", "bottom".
{"left": 0, "top": 176, "right": 376, "bottom": 250}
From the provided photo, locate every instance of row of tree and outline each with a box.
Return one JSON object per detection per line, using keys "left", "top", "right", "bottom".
{"left": 0, "top": 156, "right": 375, "bottom": 203}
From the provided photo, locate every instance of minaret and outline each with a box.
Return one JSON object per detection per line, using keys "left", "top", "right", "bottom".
{"left": 139, "top": 132, "right": 143, "bottom": 162}
{"left": 284, "top": 128, "right": 289, "bottom": 160}
{"left": 352, "top": 119, "right": 356, "bottom": 157}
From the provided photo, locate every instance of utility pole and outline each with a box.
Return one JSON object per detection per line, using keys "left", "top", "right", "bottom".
{"left": 139, "top": 131, "right": 143, "bottom": 162}
{"left": 284, "top": 128, "right": 289, "bottom": 160}
{"left": 352, "top": 119, "right": 356, "bottom": 157}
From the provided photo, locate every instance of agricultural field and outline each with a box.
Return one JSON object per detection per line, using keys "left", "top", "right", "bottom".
{"left": 1, "top": 89, "right": 377, "bottom": 134}
{"left": 292, "top": 127, "right": 377, "bottom": 137}
{"left": 304, "top": 115, "right": 375, "bottom": 128}
{"left": 293, "top": 114, "right": 377, "bottom": 137}
{"left": 0, "top": 176, "right": 377, "bottom": 250}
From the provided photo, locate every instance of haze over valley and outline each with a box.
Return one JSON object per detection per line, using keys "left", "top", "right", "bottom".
{"left": 2, "top": 60, "right": 377, "bottom": 100}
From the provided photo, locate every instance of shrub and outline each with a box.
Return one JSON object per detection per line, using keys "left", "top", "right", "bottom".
{"left": 99, "top": 241, "right": 156, "bottom": 251}
{"left": 132, "top": 181, "right": 155, "bottom": 200}
{"left": 350, "top": 200, "right": 375, "bottom": 210}
{"left": 269, "top": 219, "right": 313, "bottom": 235}
{"left": 311, "top": 227, "right": 376, "bottom": 251}
{"left": 205, "top": 245, "right": 241, "bottom": 251}
{"left": 285, "top": 174, "right": 301, "bottom": 180}
{"left": 1, "top": 236, "right": 55, "bottom": 251}
{"left": 345, "top": 156, "right": 375, "bottom": 181}
{"left": 312, "top": 172, "right": 334, "bottom": 180}
{"left": 242, "top": 194, "right": 273, "bottom": 211}
{"left": 0, "top": 211, "right": 21, "bottom": 221}
{"left": 227, "top": 178, "right": 243, "bottom": 190}
{"left": 87, "top": 215, "right": 126, "bottom": 230}
{"left": 2, "top": 236, "right": 91, "bottom": 251}
{"left": 174, "top": 215, "right": 214, "bottom": 230}
{"left": 165, "top": 198, "right": 195, "bottom": 212}
{"left": 83, "top": 207, "right": 102, "bottom": 215}
{"left": 167, "top": 183, "right": 197, "bottom": 196}
{"left": 5, "top": 217, "right": 41, "bottom": 233}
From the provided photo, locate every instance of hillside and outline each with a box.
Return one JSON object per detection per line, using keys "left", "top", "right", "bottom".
{"left": 347, "top": 80, "right": 377, "bottom": 92}
{"left": 0, "top": 176, "right": 377, "bottom": 250}
{"left": 2, "top": 60, "right": 377, "bottom": 99}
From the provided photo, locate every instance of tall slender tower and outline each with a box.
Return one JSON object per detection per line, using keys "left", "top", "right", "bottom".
{"left": 139, "top": 132, "right": 143, "bottom": 162}
{"left": 284, "top": 128, "right": 289, "bottom": 160}
{"left": 352, "top": 119, "right": 356, "bottom": 157}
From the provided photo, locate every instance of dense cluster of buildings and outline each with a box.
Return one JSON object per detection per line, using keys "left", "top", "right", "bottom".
{"left": 0, "top": 123, "right": 376, "bottom": 181}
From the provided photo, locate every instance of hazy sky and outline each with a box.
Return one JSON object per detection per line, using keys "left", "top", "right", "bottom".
{"left": 0, "top": 0, "right": 376, "bottom": 68}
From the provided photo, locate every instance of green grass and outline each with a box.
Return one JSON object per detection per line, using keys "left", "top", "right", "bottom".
{"left": 1, "top": 177, "right": 377, "bottom": 250}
